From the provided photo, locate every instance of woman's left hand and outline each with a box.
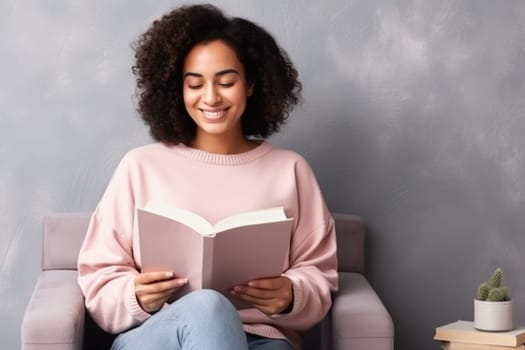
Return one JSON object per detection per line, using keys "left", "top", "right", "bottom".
{"left": 231, "top": 276, "right": 293, "bottom": 315}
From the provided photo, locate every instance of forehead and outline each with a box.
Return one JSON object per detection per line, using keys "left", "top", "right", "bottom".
{"left": 183, "top": 40, "right": 245, "bottom": 75}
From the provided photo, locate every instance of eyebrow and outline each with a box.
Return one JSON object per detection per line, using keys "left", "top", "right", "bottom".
{"left": 183, "top": 68, "right": 240, "bottom": 79}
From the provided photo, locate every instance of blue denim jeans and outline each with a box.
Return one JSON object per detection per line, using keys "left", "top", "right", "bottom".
{"left": 111, "top": 289, "right": 293, "bottom": 350}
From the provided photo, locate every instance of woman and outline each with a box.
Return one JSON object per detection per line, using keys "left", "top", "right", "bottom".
{"left": 77, "top": 4, "right": 337, "bottom": 350}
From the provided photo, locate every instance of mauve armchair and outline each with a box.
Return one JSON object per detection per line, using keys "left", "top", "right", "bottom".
{"left": 21, "top": 212, "right": 394, "bottom": 350}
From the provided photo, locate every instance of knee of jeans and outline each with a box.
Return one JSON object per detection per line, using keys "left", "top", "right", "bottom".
{"left": 183, "top": 289, "right": 235, "bottom": 313}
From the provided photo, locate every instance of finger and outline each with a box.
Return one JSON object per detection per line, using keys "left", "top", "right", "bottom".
{"left": 138, "top": 290, "right": 171, "bottom": 305}
{"left": 232, "top": 285, "right": 274, "bottom": 300}
{"left": 136, "top": 271, "right": 176, "bottom": 284}
{"left": 137, "top": 282, "right": 184, "bottom": 302}
{"left": 136, "top": 278, "right": 187, "bottom": 295}
{"left": 231, "top": 291, "right": 287, "bottom": 315}
{"left": 231, "top": 289, "right": 275, "bottom": 306}
{"left": 137, "top": 280, "right": 187, "bottom": 313}
{"left": 138, "top": 294, "right": 168, "bottom": 313}
{"left": 248, "top": 275, "right": 292, "bottom": 290}
{"left": 247, "top": 277, "right": 282, "bottom": 290}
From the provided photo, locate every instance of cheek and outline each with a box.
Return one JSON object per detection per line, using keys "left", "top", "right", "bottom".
{"left": 230, "top": 89, "right": 249, "bottom": 105}
{"left": 182, "top": 90, "right": 198, "bottom": 106}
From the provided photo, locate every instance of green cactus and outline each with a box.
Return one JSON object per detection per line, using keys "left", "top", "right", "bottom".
{"left": 487, "top": 287, "right": 509, "bottom": 302}
{"left": 477, "top": 282, "right": 490, "bottom": 300}
{"left": 488, "top": 268, "right": 503, "bottom": 288}
{"left": 476, "top": 268, "right": 511, "bottom": 302}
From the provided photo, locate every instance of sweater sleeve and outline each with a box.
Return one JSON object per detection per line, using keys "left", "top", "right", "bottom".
{"left": 273, "top": 156, "right": 339, "bottom": 331}
{"left": 77, "top": 153, "right": 151, "bottom": 334}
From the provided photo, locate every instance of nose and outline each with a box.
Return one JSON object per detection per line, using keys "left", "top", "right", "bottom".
{"left": 203, "top": 85, "right": 221, "bottom": 105}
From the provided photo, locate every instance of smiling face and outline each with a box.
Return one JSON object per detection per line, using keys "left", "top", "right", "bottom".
{"left": 182, "top": 40, "right": 254, "bottom": 152}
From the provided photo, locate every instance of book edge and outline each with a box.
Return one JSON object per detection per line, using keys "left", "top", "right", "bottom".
{"left": 434, "top": 321, "right": 525, "bottom": 347}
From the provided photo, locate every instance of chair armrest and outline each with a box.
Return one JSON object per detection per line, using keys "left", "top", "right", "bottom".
{"left": 21, "top": 270, "right": 84, "bottom": 350}
{"left": 332, "top": 272, "right": 394, "bottom": 350}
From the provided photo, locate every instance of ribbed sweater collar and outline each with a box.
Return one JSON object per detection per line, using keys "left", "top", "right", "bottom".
{"left": 171, "top": 141, "right": 273, "bottom": 166}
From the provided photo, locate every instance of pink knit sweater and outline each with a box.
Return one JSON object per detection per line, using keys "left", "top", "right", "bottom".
{"left": 77, "top": 141, "right": 338, "bottom": 349}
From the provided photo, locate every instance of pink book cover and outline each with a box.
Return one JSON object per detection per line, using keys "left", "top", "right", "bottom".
{"left": 137, "top": 206, "right": 294, "bottom": 308}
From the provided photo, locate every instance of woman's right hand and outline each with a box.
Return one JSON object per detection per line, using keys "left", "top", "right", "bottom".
{"left": 134, "top": 271, "right": 188, "bottom": 313}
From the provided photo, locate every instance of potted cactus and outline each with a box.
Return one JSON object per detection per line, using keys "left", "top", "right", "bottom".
{"left": 474, "top": 267, "right": 513, "bottom": 331}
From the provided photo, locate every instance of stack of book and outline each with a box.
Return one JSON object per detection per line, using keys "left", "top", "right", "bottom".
{"left": 434, "top": 321, "right": 525, "bottom": 350}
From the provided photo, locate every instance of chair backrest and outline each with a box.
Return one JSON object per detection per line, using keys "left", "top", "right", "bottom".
{"left": 42, "top": 213, "right": 90, "bottom": 270}
{"left": 333, "top": 213, "right": 365, "bottom": 274}
{"left": 41, "top": 212, "right": 365, "bottom": 274}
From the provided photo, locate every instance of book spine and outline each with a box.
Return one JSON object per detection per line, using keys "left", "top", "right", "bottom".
{"left": 201, "top": 236, "right": 214, "bottom": 289}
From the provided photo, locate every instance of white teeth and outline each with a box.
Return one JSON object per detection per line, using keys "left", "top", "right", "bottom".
{"left": 204, "top": 110, "right": 222, "bottom": 116}
{"left": 202, "top": 110, "right": 225, "bottom": 118}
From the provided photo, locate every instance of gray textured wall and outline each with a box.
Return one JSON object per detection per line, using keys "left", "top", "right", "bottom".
{"left": 2, "top": 1, "right": 524, "bottom": 349}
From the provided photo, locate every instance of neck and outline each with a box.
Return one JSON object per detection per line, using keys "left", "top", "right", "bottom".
{"left": 189, "top": 133, "right": 257, "bottom": 154}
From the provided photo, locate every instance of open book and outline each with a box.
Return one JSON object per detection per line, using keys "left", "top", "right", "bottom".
{"left": 137, "top": 201, "right": 294, "bottom": 308}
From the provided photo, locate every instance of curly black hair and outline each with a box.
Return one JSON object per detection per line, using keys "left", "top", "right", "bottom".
{"left": 132, "top": 4, "right": 302, "bottom": 144}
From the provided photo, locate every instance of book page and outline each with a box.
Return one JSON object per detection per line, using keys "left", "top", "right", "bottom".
{"left": 142, "top": 201, "right": 213, "bottom": 236}
{"left": 213, "top": 206, "right": 287, "bottom": 233}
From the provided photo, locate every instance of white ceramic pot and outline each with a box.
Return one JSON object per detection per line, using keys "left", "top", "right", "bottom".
{"left": 474, "top": 299, "right": 513, "bottom": 331}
